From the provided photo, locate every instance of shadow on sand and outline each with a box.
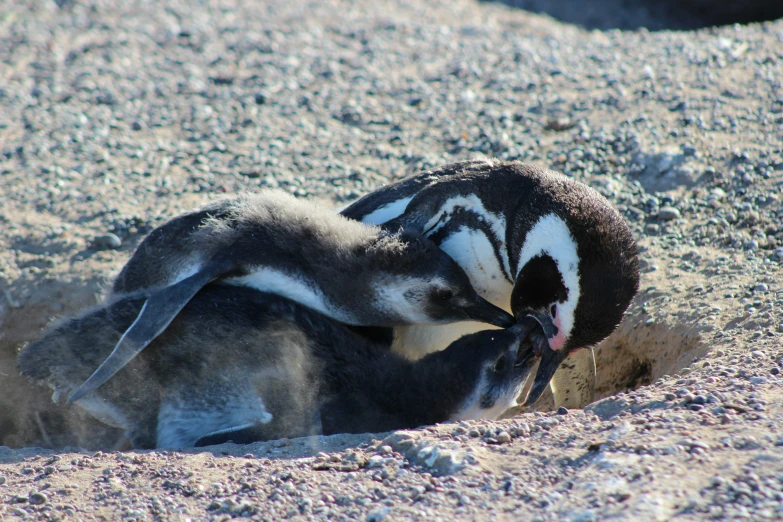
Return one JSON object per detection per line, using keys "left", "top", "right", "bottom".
{"left": 482, "top": 0, "right": 783, "bottom": 31}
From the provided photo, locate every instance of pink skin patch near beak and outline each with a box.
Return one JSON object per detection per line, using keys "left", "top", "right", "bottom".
{"left": 548, "top": 315, "right": 566, "bottom": 351}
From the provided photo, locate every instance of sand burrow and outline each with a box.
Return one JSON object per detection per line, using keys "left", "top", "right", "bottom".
{"left": 593, "top": 309, "right": 708, "bottom": 401}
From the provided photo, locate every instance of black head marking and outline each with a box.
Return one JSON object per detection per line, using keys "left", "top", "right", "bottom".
{"left": 511, "top": 254, "right": 568, "bottom": 329}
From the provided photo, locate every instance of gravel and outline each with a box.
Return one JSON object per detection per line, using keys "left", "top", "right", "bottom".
{"left": 657, "top": 206, "right": 681, "bottom": 221}
{"left": 1, "top": 0, "right": 783, "bottom": 520}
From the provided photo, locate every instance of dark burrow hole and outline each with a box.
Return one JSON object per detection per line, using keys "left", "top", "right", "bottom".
{"left": 483, "top": 0, "right": 783, "bottom": 31}
{"left": 523, "top": 303, "right": 707, "bottom": 414}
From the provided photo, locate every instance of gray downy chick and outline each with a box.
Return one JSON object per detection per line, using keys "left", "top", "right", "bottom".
{"left": 19, "top": 284, "right": 536, "bottom": 449}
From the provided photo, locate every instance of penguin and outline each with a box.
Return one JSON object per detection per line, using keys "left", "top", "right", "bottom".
{"left": 68, "top": 190, "right": 514, "bottom": 403}
{"left": 18, "top": 284, "right": 537, "bottom": 449}
{"left": 341, "top": 159, "right": 640, "bottom": 409}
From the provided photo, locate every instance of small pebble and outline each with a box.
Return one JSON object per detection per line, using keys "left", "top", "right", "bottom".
{"left": 92, "top": 233, "right": 122, "bottom": 250}
{"left": 28, "top": 492, "right": 48, "bottom": 505}
{"left": 367, "top": 508, "right": 391, "bottom": 522}
{"left": 657, "top": 207, "right": 681, "bottom": 220}
{"left": 367, "top": 456, "right": 384, "bottom": 468}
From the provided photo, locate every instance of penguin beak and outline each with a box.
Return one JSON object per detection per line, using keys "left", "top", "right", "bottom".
{"left": 464, "top": 296, "right": 516, "bottom": 328}
{"left": 508, "top": 318, "right": 538, "bottom": 371}
{"left": 519, "top": 311, "right": 568, "bottom": 407}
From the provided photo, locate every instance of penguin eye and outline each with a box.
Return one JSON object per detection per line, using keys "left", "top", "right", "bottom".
{"left": 437, "top": 289, "right": 454, "bottom": 301}
{"left": 493, "top": 354, "right": 507, "bottom": 374}
{"left": 550, "top": 304, "right": 557, "bottom": 318}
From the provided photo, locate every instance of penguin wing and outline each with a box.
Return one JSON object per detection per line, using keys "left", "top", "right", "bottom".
{"left": 112, "top": 206, "right": 229, "bottom": 295}
{"left": 339, "top": 172, "right": 440, "bottom": 223}
{"left": 68, "top": 259, "right": 234, "bottom": 402}
{"left": 380, "top": 184, "right": 452, "bottom": 236}
{"left": 340, "top": 159, "right": 496, "bottom": 224}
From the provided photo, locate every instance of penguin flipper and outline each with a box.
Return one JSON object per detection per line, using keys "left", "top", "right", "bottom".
{"left": 68, "top": 260, "right": 232, "bottom": 402}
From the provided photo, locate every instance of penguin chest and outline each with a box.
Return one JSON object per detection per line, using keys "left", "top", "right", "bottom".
{"left": 392, "top": 321, "right": 502, "bottom": 360}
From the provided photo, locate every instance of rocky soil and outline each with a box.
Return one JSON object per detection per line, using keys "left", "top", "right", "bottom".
{"left": 1, "top": 0, "right": 783, "bottom": 519}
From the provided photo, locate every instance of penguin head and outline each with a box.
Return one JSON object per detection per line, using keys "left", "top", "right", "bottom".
{"left": 447, "top": 320, "right": 538, "bottom": 421}
{"left": 510, "top": 204, "right": 639, "bottom": 407}
{"left": 368, "top": 233, "right": 515, "bottom": 328}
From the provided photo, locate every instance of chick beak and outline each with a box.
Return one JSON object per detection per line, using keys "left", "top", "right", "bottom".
{"left": 508, "top": 318, "right": 538, "bottom": 371}
{"left": 520, "top": 311, "right": 568, "bottom": 407}
{"left": 464, "top": 295, "right": 516, "bottom": 328}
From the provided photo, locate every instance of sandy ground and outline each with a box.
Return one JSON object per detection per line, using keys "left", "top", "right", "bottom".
{"left": 1, "top": 0, "right": 783, "bottom": 519}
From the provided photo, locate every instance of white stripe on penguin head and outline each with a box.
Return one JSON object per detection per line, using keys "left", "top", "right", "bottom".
{"left": 515, "top": 214, "right": 580, "bottom": 347}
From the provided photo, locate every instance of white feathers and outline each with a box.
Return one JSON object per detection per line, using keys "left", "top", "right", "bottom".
{"left": 360, "top": 196, "right": 414, "bottom": 225}
{"left": 392, "top": 321, "right": 498, "bottom": 360}
{"left": 386, "top": 194, "right": 513, "bottom": 358}
{"left": 372, "top": 275, "right": 449, "bottom": 323}
{"left": 422, "top": 194, "right": 511, "bottom": 278}
{"left": 225, "top": 268, "right": 355, "bottom": 324}
{"left": 515, "top": 214, "right": 581, "bottom": 347}
{"left": 451, "top": 386, "right": 517, "bottom": 422}
{"left": 169, "top": 262, "right": 204, "bottom": 286}
{"left": 439, "top": 227, "right": 513, "bottom": 308}
{"left": 363, "top": 194, "right": 514, "bottom": 358}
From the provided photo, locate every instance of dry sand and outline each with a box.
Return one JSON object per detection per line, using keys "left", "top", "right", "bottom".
{"left": 1, "top": 0, "right": 783, "bottom": 519}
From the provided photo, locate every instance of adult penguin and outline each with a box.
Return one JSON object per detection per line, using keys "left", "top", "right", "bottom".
{"left": 341, "top": 159, "right": 639, "bottom": 409}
